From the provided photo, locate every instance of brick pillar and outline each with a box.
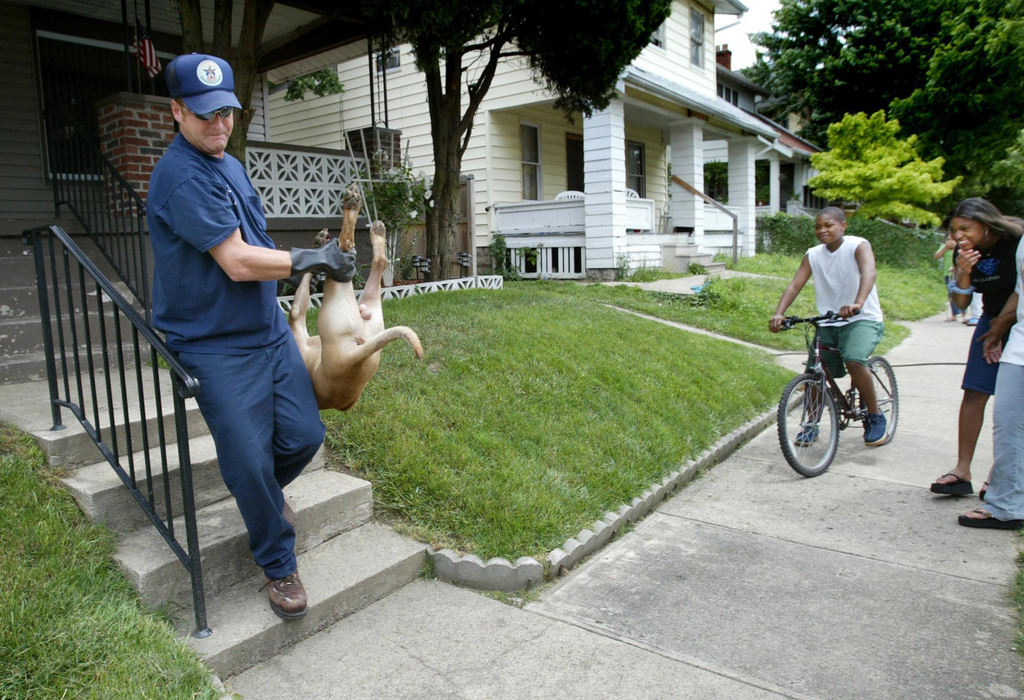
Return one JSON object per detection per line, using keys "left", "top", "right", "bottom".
{"left": 96, "top": 92, "right": 175, "bottom": 201}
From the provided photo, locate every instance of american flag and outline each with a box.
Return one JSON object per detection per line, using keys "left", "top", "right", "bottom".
{"left": 131, "top": 20, "right": 161, "bottom": 78}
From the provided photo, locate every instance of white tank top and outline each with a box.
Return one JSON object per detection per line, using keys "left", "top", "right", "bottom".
{"left": 806, "top": 235, "right": 883, "bottom": 326}
{"left": 1000, "top": 236, "right": 1024, "bottom": 366}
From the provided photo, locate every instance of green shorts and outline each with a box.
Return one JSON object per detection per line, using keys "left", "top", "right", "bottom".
{"left": 807, "top": 320, "right": 884, "bottom": 378}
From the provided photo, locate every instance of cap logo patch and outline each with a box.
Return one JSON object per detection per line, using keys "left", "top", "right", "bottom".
{"left": 196, "top": 59, "right": 224, "bottom": 87}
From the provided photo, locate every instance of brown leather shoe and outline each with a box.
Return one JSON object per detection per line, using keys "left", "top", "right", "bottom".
{"left": 267, "top": 571, "right": 307, "bottom": 619}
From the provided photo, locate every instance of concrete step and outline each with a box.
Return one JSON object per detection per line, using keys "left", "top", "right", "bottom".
{"left": 60, "top": 437, "right": 325, "bottom": 533}
{"left": 115, "top": 468, "right": 374, "bottom": 610}
{"left": 187, "top": 521, "right": 427, "bottom": 678}
{"left": 0, "top": 372, "right": 209, "bottom": 467}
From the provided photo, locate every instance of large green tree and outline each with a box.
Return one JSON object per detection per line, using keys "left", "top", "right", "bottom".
{"left": 746, "top": 0, "right": 948, "bottom": 148}
{"left": 889, "top": 0, "right": 1024, "bottom": 205}
{"left": 808, "top": 111, "right": 960, "bottom": 226}
{"left": 363, "top": 0, "right": 670, "bottom": 279}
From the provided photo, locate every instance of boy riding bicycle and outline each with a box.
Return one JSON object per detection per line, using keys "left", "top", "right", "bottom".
{"left": 769, "top": 206, "right": 888, "bottom": 446}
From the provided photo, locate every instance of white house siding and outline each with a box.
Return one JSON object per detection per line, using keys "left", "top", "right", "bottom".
{"left": 633, "top": 1, "right": 716, "bottom": 99}
{"left": 266, "top": 0, "right": 751, "bottom": 266}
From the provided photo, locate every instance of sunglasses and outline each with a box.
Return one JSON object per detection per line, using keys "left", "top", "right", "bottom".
{"left": 188, "top": 105, "right": 235, "bottom": 121}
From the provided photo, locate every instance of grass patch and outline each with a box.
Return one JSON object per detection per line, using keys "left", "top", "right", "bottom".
{"left": 323, "top": 283, "right": 793, "bottom": 561}
{"left": 0, "top": 427, "right": 218, "bottom": 700}
{"left": 621, "top": 266, "right": 686, "bottom": 283}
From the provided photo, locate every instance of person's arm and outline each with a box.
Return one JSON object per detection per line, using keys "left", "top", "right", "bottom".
{"left": 769, "top": 255, "right": 812, "bottom": 332}
{"left": 209, "top": 229, "right": 290, "bottom": 281}
{"left": 949, "top": 247, "right": 979, "bottom": 309}
{"left": 838, "top": 240, "right": 876, "bottom": 318}
{"left": 981, "top": 291, "right": 1018, "bottom": 364}
{"left": 209, "top": 229, "right": 356, "bottom": 282}
{"left": 933, "top": 238, "right": 953, "bottom": 260}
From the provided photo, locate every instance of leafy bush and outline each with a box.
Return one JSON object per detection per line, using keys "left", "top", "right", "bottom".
{"left": 487, "top": 234, "right": 520, "bottom": 280}
{"left": 757, "top": 212, "right": 943, "bottom": 272}
{"left": 362, "top": 151, "right": 429, "bottom": 264}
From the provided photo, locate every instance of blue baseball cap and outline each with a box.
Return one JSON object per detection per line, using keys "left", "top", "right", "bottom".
{"left": 165, "top": 53, "right": 243, "bottom": 114}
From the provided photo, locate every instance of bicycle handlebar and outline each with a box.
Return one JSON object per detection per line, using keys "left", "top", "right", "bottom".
{"left": 779, "top": 310, "right": 840, "bottom": 330}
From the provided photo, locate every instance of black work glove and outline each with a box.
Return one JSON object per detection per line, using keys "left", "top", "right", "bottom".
{"left": 289, "top": 242, "right": 357, "bottom": 282}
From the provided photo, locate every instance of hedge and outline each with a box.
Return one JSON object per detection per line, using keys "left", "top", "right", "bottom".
{"left": 756, "top": 213, "right": 944, "bottom": 270}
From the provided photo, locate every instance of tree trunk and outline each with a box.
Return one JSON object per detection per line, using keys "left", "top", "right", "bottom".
{"left": 177, "top": 0, "right": 273, "bottom": 165}
{"left": 422, "top": 53, "right": 464, "bottom": 281}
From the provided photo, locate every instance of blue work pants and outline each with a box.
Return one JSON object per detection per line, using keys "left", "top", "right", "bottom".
{"left": 179, "top": 339, "right": 324, "bottom": 580}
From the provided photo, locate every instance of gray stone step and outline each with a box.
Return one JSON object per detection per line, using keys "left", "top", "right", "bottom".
{"left": 0, "top": 373, "right": 209, "bottom": 467}
{"left": 60, "top": 436, "right": 325, "bottom": 534}
{"left": 187, "top": 521, "right": 427, "bottom": 678}
{"left": 115, "top": 468, "right": 374, "bottom": 610}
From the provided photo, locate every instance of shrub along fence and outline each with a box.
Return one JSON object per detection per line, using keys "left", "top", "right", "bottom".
{"left": 756, "top": 213, "right": 944, "bottom": 270}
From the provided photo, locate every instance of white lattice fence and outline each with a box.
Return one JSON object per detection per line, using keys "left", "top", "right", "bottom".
{"left": 277, "top": 275, "right": 504, "bottom": 311}
{"left": 247, "top": 144, "right": 370, "bottom": 219}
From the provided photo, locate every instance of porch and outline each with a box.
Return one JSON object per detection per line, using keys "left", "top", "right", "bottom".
{"left": 490, "top": 192, "right": 743, "bottom": 278}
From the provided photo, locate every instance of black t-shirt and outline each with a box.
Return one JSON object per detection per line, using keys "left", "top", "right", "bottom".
{"left": 956, "top": 235, "right": 1020, "bottom": 316}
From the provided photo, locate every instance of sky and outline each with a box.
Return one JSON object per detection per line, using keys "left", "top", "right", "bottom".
{"left": 715, "top": 1, "right": 782, "bottom": 70}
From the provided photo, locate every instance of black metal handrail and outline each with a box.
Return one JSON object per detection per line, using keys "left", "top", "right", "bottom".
{"left": 24, "top": 225, "right": 209, "bottom": 638}
{"left": 45, "top": 110, "right": 151, "bottom": 320}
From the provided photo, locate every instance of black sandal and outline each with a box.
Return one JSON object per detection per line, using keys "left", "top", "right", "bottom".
{"left": 979, "top": 481, "right": 989, "bottom": 501}
{"left": 958, "top": 508, "right": 1023, "bottom": 530}
{"left": 930, "top": 473, "right": 973, "bottom": 496}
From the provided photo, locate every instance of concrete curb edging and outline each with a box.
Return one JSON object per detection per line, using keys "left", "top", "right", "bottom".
{"left": 430, "top": 408, "right": 777, "bottom": 591}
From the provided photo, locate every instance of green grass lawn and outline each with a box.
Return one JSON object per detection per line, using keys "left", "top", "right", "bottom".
{"left": 0, "top": 255, "right": 982, "bottom": 695}
{"left": 0, "top": 428, "right": 220, "bottom": 700}
{"left": 323, "top": 283, "right": 794, "bottom": 560}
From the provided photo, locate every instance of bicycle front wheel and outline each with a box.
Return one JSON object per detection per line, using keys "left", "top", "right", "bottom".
{"left": 778, "top": 373, "right": 840, "bottom": 477}
{"left": 866, "top": 356, "right": 899, "bottom": 445}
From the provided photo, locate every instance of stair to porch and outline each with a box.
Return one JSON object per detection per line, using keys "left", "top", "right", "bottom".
{"left": 663, "top": 243, "right": 727, "bottom": 275}
{"left": 0, "top": 231, "right": 130, "bottom": 385}
{"left": 1, "top": 378, "right": 428, "bottom": 679}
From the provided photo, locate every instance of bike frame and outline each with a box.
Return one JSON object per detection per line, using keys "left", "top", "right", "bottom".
{"left": 792, "top": 314, "right": 866, "bottom": 428}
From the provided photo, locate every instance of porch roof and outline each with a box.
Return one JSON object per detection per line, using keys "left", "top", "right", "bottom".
{"left": 623, "top": 65, "right": 776, "bottom": 140}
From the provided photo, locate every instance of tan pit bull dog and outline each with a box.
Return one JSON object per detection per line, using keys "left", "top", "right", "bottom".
{"left": 288, "top": 184, "right": 423, "bottom": 410}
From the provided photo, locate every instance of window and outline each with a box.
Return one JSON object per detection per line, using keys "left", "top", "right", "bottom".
{"left": 521, "top": 124, "right": 540, "bottom": 200}
{"left": 690, "top": 9, "right": 705, "bottom": 67}
{"left": 717, "top": 84, "right": 739, "bottom": 106}
{"left": 376, "top": 47, "right": 400, "bottom": 73}
{"left": 649, "top": 22, "right": 665, "bottom": 49}
{"left": 626, "top": 141, "right": 645, "bottom": 198}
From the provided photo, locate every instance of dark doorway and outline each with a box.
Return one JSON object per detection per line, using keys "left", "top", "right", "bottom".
{"left": 566, "top": 133, "right": 584, "bottom": 192}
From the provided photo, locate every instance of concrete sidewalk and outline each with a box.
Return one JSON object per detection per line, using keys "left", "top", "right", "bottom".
{"left": 226, "top": 314, "right": 1022, "bottom": 699}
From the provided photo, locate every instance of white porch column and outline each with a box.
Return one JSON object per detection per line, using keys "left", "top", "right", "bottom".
{"left": 768, "top": 152, "right": 781, "bottom": 214}
{"left": 728, "top": 137, "right": 758, "bottom": 258}
{"left": 583, "top": 101, "right": 627, "bottom": 278}
{"left": 669, "top": 119, "right": 704, "bottom": 243}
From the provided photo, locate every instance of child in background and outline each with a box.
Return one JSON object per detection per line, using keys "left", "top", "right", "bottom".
{"left": 934, "top": 233, "right": 966, "bottom": 322}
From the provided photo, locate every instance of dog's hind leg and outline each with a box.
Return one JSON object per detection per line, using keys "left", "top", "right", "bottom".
{"left": 338, "top": 183, "right": 362, "bottom": 252}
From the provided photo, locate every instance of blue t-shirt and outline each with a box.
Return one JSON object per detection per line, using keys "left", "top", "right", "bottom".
{"left": 146, "top": 133, "right": 289, "bottom": 353}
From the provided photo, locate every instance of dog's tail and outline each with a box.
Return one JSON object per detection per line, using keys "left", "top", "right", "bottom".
{"left": 358, "top": 326, "right": 424, "bottom": 360}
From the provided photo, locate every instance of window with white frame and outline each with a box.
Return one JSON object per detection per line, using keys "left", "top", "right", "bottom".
{"left": 626, "top": 141, "right": 645, "bottom": 198}
{"left": 649, "top": 21, "right": 665, "bottom": 49}
{"left": 690, "top": 8, "right": 705, "bottom": 68}
{"left": 376, "top": 47, "right": 400, "bottom": 73}
{"left": 718, "top": 84, "right": 739, "bottom": 106}
{"left": 521, "top": 123, "right": 540, "bottom": 200}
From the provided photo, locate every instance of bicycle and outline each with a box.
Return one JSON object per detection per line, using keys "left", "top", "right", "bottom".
{"left": 776, "top": 311, "right": 899, "bottom": 477}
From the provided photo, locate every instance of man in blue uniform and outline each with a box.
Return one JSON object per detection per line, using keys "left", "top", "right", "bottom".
{"left": 147, "top": 53, "right": 354, "bottom": 620}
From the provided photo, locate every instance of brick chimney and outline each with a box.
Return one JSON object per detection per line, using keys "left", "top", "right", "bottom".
{"left": 716, "top": 44, "right": 732, "bottom": 70}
